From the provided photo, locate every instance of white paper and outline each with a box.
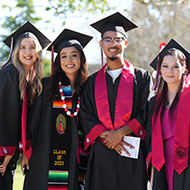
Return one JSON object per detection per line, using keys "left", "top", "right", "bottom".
{"left": 121, "top": 136, "right": 141, "bottom": 159}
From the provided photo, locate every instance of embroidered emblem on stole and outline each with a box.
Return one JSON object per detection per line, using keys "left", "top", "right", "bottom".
{"left": 56, "top": 113, "right": 66, "bottom": 134}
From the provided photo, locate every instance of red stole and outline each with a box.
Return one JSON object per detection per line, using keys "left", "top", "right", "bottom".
{"left": 152, "top": 97, "right": 165, "bottom": 172}
{"left": 21, "top": 83, "right": 27, "bottom": 154}
{"left": 152, "top": 82, "right": 190, "bottom": 174}
{"left": 95, "top": 61, "right": 134, "bottom": 130}
{"left": 21, "top": 83, "right": 33, "bottom": 160}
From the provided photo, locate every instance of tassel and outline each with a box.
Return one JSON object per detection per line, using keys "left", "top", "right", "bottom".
{"left": 100, "top": 48, "right": 104, "bottom": 67}
{"left": 153, "top": 56, "right": 161, "bottom": 91}
{"left": 51, "top": 45, "right": 54, "bottom": 74}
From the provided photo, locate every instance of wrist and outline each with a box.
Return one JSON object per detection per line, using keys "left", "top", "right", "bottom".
{"left": 120, "top": 125, "right": 132, "bottom": 136}
{"left": 118, "top": 127, "right": 126, "bottom": 137}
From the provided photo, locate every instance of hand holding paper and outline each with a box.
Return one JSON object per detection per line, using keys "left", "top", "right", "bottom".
{"left": 121, "top": 136, "right": 141, "bottom": 159}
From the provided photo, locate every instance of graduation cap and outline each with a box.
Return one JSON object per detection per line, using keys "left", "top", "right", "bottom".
{"left": 1, "top": 21, "right": 51, "bottom": 69}
{"left": 47, "top": 28, "right": 93, "bottom": 53}
{"left": 3, "top": 21, "right": 51, "bottom": 49}
{"left": 47, "top": 29, "right": 93, "bottom": 72}
{"left": 150, "top": 39, "right": 190, "bottom": 71}
{"left": 90, "top": 12, "right": 137, "bottom": 38}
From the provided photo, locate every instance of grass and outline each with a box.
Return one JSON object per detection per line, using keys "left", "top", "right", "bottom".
{"left": 13, "top": 164, "right": 24, "bottom": 190}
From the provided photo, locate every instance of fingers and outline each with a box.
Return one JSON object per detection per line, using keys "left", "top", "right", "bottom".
{"left": 25, "top": 160, "right": 29, "bottom": 170}
{"left": 114, "top": 145, "right": 123, "bottom": 155}
{"left": 105, "top": 142, "right": 115, "bottom": 149}
{"left": 3, "top": 155, "right": 12, "bottom": 166}
{"left": 2, "top": 170, "right": 5, "bottom": 176}
{"left": 0, "top": 165, "right": 6, "bottom": 175}
{"left": 100, "top": 131, "right": 109, "bottom": 138}
{"left": 20, "top": 152, "right": 29, "bottom": 170}
{"left": 0, "top": 155, "right": 12, "bottom": 175}
{"left": 121, "top": 146, "right": 130, "bottom": 156}
{"left": 114, "top": 144, "right": 131, "bottom": 156}
{"left": 120, "top": 141, "right": 134, "bottom": 149}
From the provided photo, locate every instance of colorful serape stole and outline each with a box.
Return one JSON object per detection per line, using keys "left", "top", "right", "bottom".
{"left": 53, "top": 85, "right": 72, "bottom": 109}
{"left": 48, "top": 170, "right": 68, "bottom": 190}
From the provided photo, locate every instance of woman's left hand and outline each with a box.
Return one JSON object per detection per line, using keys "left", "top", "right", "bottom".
{"left": 0, "top": 155, "right": 13, "bottom": 176}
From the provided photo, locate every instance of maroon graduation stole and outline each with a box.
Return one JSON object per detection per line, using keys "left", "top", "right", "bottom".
{"left": 95, "top": 61, "right": 134, "bottom": 130}
{"left": 152, "top": 95, "right": 165, "bottom": 172}
{"left": 152, "top": 82, "right": 190, "bottom": 174}
{"left": 173, "top": 82, "right": 190, "bottom": 174}
{"left": 21, "top": 83, "right": 33, "bottom": 160}
{"left": 21, "top": 82, "right": 27, "bottom": 154}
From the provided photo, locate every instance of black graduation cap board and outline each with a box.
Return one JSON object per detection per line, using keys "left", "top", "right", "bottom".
{"left": 3, "top": 21, "right": 51, "bottom": 49}
{"left": 150, "top": 39, "right": 190, "bottom": 71}
{"left": 47, "top": 29, "right": 93, "bottom": 53}
{"left": 90, "top": 12, "right": 138, "bottom": 37}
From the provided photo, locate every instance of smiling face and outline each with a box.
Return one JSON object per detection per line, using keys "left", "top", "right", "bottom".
{"left": 161, "top": 55, "right": 185, "bottom": 86}
{"left": 99, "top": 31, "right": 128, "bottom": 62}
{"left": 60, "top": 46, "right": 81, "bottom": 79}
{"left": 18, "top": 38, "right": 38, "bottom": 71}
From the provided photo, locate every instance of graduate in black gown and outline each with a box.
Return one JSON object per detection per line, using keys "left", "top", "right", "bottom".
{"left": 80, "top": 12, "right": 154, "bottom": 190}
{"left": 0, "top": 22, "right": 50, "bottom": 190}
{"left": 146, "top": 39, "right": 190, "bottom": 190}
{"left": 23, "top": 29, "right": 92, "bottom": 190}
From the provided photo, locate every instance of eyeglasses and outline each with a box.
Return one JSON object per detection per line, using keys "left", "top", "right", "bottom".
{"left": 102, "top": 37, "right": 125, "bottom": 45}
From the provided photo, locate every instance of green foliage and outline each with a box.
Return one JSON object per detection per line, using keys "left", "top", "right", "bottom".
{"left": 42, "top": 56, "right": 51, "bottom": 77}
{"left": 46, "top": 0, "right": 111, "bottom": 24}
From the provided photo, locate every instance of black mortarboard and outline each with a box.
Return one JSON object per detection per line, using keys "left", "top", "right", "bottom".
{"left": 90, "top": 12, "right": 137, "bottom": 38}
{"left": 3, "top": 21, "right": 51, "bottom": 49}
{"left": 47, "top": 28, "right": 93, "bottom": 53}
{"left": 150, "top": 39, "right": 190, "bottom": 71}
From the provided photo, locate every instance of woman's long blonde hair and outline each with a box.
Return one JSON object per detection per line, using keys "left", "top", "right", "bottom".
{"left": 12, "top": 38, "right": 43, "bottom": 104}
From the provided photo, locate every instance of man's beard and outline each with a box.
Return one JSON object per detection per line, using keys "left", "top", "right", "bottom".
{"left": 108, "top": 56, "right": 117, "bottom": 61}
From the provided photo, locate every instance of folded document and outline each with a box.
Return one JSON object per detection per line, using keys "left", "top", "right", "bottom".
{"left": 121, "top": 136, "right": 141, "bottom": 159}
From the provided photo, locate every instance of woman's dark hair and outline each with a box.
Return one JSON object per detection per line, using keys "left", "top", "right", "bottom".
{"left": 153, "top": 48, "right": 188, "bottom": 118}
{"left": 46, "top": 44, "right": 88, "bottom": 101}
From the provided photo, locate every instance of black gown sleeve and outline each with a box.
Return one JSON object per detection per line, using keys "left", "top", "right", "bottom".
{"left": 0, "top": 64, "right": 21, "bottom": 156}
{"left": 127, "top": 68, "right": 154, "bottom": 140}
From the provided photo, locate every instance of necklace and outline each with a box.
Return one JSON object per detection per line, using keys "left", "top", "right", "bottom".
{"left": 59, "top": 79, "right": 80, "bottom": 117}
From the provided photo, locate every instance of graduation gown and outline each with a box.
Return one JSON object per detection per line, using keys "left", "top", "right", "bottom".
{"left": 24, "top": 77, "right": 81, "bottom": 190}
{"left": 0, "top": 64, "right": 21, "bottom": 170}
{"left": 80, "top": 62, "right": 153, "bottom": 190}
{"left": 146, "top": 83, "right": 190, "bottom": 190}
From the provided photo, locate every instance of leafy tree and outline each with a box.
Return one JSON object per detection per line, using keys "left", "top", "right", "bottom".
{"left": 46, "top": 0, "right": 111, "bottom": 24}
